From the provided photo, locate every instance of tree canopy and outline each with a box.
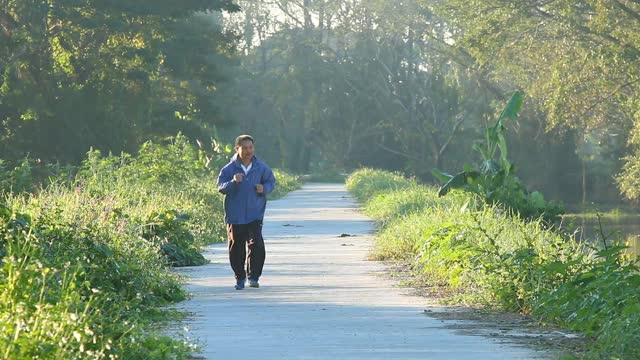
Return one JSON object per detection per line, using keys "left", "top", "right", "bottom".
{"left": 3, "top": 0, "right": 640, "bottom": 203}
{"left": 1, "top": 0, "right": 239, "bottom": 162}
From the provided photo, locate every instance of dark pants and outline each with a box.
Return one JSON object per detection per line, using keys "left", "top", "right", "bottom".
{"left": 227, "top": 221, "right": 265, "bottom": 280}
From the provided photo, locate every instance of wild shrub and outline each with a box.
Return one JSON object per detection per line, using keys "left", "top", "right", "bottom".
{"left": 78, "top": 133, "right": 211, "bottom": 195}
{"left": 75, "top": 134, "right": 225, "bottom": 262}
{"left": 533, "top": 231, "right": 640, "bottom": 358}
{"left": 141, "top": 210, "right": 207, "bottom": 267}
{"left": 270, "top": 169, "right": 302, "bottom": 199}
{"left": 0, "top": 133, "right": 301, "bottom": 358}
{"left": 0, "top": 158, "right": 71, "bottom": 194}
{"left": 349, "top": 169, "right": 640, "bottom": 358}
{"left": 433, "top": 91, "right": 564, "bottom": 222}
{"left": 0, "top": 204, "right": 189, "bottom": 359}
{"left": 373, "top": 198, "right": 579, "bottom": 308}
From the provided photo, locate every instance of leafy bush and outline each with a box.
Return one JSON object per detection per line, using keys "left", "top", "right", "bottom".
{"left": 0, "top": 133, "right": 301, "bottom": 358}
{"left": 78, "top": 133, "right": 212, "bottom": 194}
{"left": 433, "top": 91, "right": 564, "bottom": 222}
{"left": 617, "top": 149, "right": 640, "bottom": 202}
{"left": 270, "top": 169, "right": 302, "bottom": 199}
{"left": 0, "top": 158, "right": 78, "bottom": 196}
{"left": 141, "top": 210, "right": 207, "bottom": 267}
{"left": 534, "top": 232, "right": 640, "bottom": 358}
{"left": 370, "top": 189, "right": 578, "bottom": 308}
{"left": 0, "top": 203, "right": 190, "bottom": 359}
{"left": 349, "top": 169, "right": 640, "bottom": 358}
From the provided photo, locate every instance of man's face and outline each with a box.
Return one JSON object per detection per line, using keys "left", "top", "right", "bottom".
{"left": 236, "top": 140, "right": 254, "bottom": 162}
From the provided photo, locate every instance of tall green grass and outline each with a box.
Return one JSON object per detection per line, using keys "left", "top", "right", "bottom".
{"left": 348, "top": 168, "right": 640, "bottom": 359}
{"left": 270, "top": 169, "right": 302, "bottom": 199}
{"left": 0, "top": 134, "right": 300, "bottom": 359}
{"left": 345, "top": 168, "right": 416, "bottom": 202}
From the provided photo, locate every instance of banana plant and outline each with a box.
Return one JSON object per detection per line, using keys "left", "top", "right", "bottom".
{"left": 432, "top": 90, "right": 523, "bottom": 197}
{"left": 432, "top": 90, "right": 563, "bottom": 221}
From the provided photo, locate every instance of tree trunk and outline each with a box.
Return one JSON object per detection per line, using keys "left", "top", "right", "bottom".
{"left": 582, "top": 159, "right": 587, "bottom": 205}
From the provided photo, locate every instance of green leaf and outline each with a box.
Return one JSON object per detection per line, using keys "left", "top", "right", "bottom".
{"left": 431, "top": 168, "right": 453, "bottom": 183}
{"left": 497, "top": 132, "right": 510, "bottom": 174}
{"left": 529, "top": 191, "right": 546, "bottom": 209}
{"left": 542, "top": 261, "right": 571, "bottom": 274}
{"left": 596, "top": 245, "right": 627, "bottom": 260}
{"left": 462, "top": 163, "right": 475, "bottom": 172}
{"left": 437, "top": 170, "right": 481, "bottom": 197}
{"left": 498, "top": 90, "right": 524, "bottom": 122}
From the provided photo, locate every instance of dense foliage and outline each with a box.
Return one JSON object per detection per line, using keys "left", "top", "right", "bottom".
{"left": 2, "top": 0, "right": 639, "bottom": 356}
{"left": 1, "top": 0, "right": 239, "bottom": 163}
{"left": 425, "top": 0, "right": 640, "bottom": 203}
{"left": 4, "top": 0, "right": 639, "bottom": 204}
{"left": 221, "top": 0, "right": 492, "bottom": 176}
{"left": 0, "top": 135, "right": 300, "bottom": 358}
{"left": 215, "top": 0, "right": 639, "bottom": 205}
{"left": 433, "top": 91, "right": 563, "bottom": 221}
{"left": 617, "top": 149, "right": 640, "bottom": 202}
{"left": 347, "top": 168, "right": 640, "bottom": 358}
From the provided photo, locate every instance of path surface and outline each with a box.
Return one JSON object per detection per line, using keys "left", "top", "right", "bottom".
{"left": 175, "top": 183, "right": 550, "bottom": 359}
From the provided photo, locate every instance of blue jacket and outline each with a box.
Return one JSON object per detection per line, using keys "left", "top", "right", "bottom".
{"left": 217, "top": 154, "right": 276, "bottom": 224}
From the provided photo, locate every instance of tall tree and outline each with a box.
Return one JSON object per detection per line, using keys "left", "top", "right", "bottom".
{"left": 221, "top": 0, "right": 492, "bottom": 176}
{"left": 428, "top": 0, "right": 640, "bottom": 202}
{"left": 0, "top": 0, "right": 239, "bottom": 163}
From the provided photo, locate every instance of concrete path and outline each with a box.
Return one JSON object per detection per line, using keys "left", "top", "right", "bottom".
{"left": 175, "top": 183, "right": 550, "bottom": 359}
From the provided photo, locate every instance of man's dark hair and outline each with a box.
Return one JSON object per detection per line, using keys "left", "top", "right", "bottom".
{"left": 234, "top": 134, "right": 254, "bottom": 147}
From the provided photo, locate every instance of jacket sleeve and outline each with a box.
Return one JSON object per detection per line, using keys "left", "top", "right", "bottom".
{"left": 217, "top": 165, "right": 236, "bottom": 194}
{"left": 261, "top": 165, "right": 276, "bottom": 195}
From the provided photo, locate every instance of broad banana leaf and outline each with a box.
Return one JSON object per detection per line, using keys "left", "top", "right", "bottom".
{"left": 492, "top": 91, "right": 523, "bottom": 173}
{"left": 498, "top": 91, "right": 524, "bottom": 123}
{"left": 437, "top": 170, "right": 481, "bottom": 197}
{"left": 431, "top": 168, "right": 454, "bottom": 183}
{"left": 463, "top": 163, "right": 475, "bottom": 172}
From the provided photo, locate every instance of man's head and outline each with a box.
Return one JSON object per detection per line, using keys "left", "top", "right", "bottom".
{"left": 234, "top": 134, "right": 255, "bottom": 163}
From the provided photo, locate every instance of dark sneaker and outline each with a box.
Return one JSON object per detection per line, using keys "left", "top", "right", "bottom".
{"left": 248, "top": 278, "right": 259, "bottom": 288}
{"left": 235, "top": 279, "right": 245, "bottom": 290}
